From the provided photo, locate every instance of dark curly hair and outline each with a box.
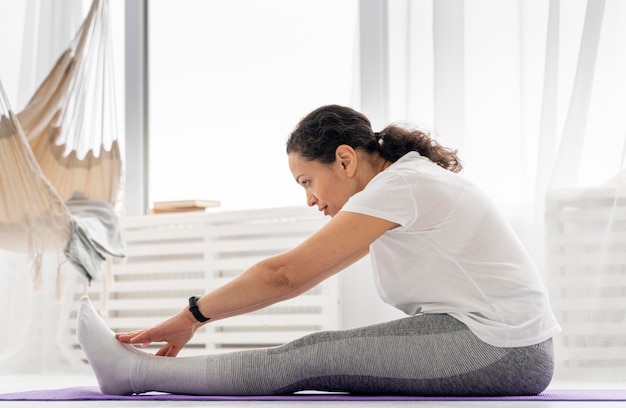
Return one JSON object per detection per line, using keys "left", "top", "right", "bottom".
{"left": 286, "top": 104, "right": 462, "bottom": 173}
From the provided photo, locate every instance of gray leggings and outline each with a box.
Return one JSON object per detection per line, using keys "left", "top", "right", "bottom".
{"left": 130, "top": 314, "right": 554, "bottom": 396}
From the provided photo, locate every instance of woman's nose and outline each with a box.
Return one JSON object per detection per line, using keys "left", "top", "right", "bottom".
{"left": 306, "top": 191, "right": 317, "bottom": 207}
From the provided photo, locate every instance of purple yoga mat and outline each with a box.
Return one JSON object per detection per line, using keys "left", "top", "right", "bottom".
{"left": 0, "top": 387, "right": 625, "bottom": 401}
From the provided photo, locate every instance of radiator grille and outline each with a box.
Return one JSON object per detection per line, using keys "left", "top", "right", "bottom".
{"left": 58, "top": 207, "right": 339, "bottom": 367}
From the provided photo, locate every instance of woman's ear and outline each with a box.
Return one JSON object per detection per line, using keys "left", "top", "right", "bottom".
{"left": 335, "top": 145, "right": 358, "bottom": 177}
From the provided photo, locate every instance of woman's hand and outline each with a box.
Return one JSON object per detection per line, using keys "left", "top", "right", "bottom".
{"left": 115, "top": 309, "right": 200, "bottom": 357}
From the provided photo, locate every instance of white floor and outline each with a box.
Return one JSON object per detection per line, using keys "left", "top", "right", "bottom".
{"left": 0, "top": 374, "right": 624, "bottom": 408}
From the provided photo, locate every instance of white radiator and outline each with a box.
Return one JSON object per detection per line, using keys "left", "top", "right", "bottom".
{"left": 58, "top": 206, "right": 339, "bottom": 367}
{"left": 545, "top": 186, "right": 626, "bottom": 381}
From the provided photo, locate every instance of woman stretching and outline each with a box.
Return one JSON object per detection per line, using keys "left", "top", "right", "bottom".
{"left": 77, "top": 104, "right": 560, "bottom": 396}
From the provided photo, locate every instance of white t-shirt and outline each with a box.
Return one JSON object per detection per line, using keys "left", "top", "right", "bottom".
{"left": 342, "top": 152, "right": 561, "bottom": 348}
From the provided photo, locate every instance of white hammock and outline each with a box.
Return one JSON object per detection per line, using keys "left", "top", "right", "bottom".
{"left": 0, "top": 0, "right": 124, "bottom": 283}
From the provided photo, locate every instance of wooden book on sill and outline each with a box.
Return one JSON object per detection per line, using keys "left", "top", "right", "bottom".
{"left": 150, "top": 199, "right": 220, "bottom": 214}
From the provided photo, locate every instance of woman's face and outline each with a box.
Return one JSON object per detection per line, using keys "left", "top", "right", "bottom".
{"left": 288, "top": 152, "right": 356, "bottom": 217}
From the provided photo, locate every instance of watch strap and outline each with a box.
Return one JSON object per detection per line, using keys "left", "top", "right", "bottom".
{"left": 188, "top": 296, "right": 211, "bottom": 322}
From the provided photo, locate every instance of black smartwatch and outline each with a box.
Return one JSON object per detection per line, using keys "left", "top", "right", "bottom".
{"left": 188, "top": 296, "right": 211, "bottom": 322}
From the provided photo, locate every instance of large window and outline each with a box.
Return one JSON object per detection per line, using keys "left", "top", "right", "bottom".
{"left": 148, "top": 0, "right": 358, "bottom": 210}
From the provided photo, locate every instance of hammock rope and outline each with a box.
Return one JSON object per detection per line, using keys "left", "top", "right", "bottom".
{"left": 0, "top": 0, "right": 124, "bottom": 284}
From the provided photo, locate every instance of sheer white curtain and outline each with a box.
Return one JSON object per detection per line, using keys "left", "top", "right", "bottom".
{"left": 386, "top": 0, "right": 626, "bottom": 382}
{"left": 1, "top": 0, "right": 126, "bottom": 373}
{"left": 0, "top": 0, "right": 85, "bottom": 373}
{"left": 387, "top": 0, "right": 626, "bottom": 236}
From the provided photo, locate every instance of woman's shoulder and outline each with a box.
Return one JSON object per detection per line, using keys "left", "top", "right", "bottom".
{"left": 380, "top": 151, "right": 462, "bottom": 186}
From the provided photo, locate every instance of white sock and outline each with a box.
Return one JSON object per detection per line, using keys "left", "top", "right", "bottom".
{"left": 76, "top": 295, "right": 143, "bottom": 395}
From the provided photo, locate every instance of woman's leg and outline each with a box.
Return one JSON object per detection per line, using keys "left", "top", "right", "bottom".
{"left": 77, "top": 296, "right": 553, "bottom": 396}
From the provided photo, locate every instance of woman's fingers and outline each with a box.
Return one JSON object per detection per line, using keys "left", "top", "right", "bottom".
{"left": 155, "top": 343, "right": 181, "bottom": 357}
{"left": 113, "top": 312, "right": 195, "bottom": 356}
{"left": 115, "top": 331, "right": 138, "bottom": 343}
{"left": 115, "top": 329, "right": 152, "bottom": 344}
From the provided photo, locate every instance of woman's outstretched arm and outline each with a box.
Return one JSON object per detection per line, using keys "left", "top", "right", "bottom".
{"left": 115, "top": 211, "right": 397, "bottom": 356}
